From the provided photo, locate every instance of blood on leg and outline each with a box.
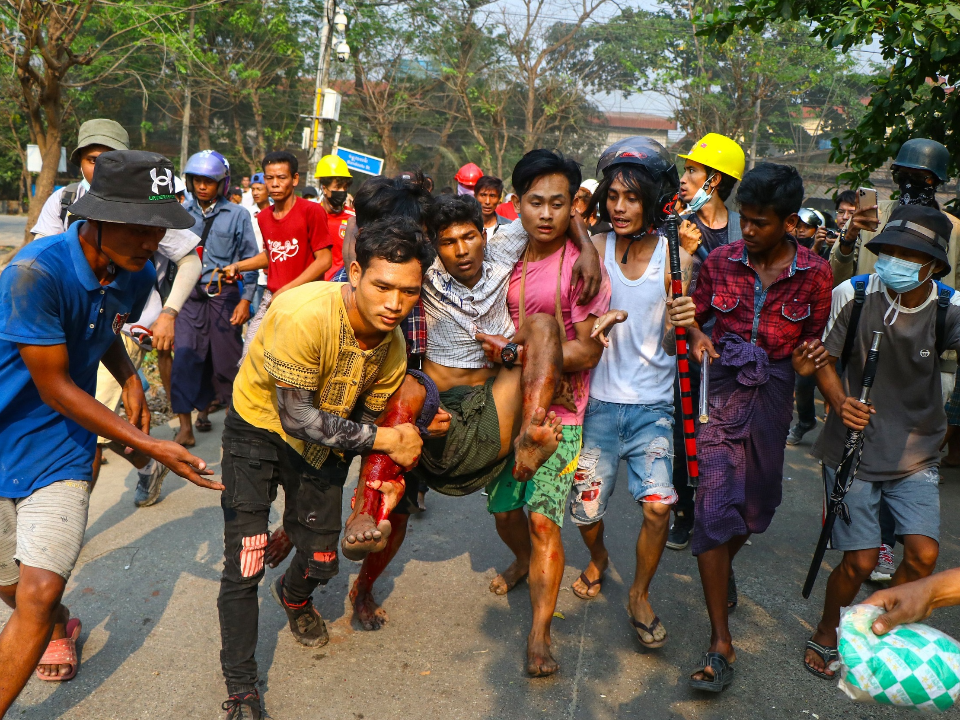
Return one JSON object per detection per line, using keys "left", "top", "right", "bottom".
{"left": 342, "top": 376, "right": 425, "bottom": 561}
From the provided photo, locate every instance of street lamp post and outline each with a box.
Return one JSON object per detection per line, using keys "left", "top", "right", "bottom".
{"left": 306, "top": 0, "right": 349, "bottom": 188}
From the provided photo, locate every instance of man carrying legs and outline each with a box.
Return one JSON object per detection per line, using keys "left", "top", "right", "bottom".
{"left": 217, "top": 218, "right": 431, "bottom": 720}
{"left": 0, "top": 151, "right": 217, "bottom": 714}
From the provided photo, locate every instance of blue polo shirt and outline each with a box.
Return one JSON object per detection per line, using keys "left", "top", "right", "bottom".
{"left": 0, "top": 222, "right": 154, "bottom": 498}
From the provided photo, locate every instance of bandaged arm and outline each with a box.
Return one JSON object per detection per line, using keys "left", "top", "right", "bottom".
{"left": 277, "top": 386, "right": 379, "bottom": 453}
{"left": 164, "top": 251, "right": 202, "bottom": 313}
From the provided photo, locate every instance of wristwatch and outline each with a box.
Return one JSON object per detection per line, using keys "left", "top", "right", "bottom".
{"left": 501, "top": 342, "right": 520, "bottom": 369}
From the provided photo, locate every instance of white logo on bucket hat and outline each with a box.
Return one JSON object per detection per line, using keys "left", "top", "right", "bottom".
{"left": 150, "top": 167, "right": 173, "bottom": 194}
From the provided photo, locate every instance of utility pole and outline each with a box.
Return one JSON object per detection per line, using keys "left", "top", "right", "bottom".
{"left": 307, "top": 0, "right": 335, "bottom": 188}
{"left": 179, "top": 10, "right": 196, "bottom": 172}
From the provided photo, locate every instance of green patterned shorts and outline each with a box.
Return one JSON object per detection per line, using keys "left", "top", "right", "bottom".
{"left": 485, "top": 425, "right": 582, "bottom": 527}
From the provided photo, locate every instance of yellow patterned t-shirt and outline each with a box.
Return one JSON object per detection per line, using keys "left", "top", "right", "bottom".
{"left": 232, "top": 282, "right": 406, "bottom": 467}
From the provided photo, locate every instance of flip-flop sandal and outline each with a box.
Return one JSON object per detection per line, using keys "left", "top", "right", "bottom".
{"left": 689, "top": 651, "right": 735, "bottom": 693}
{"left": 36, "top": 618, "right": 81, "bottom": 682}
{"left": 195, "top": 417, "right": 212, "bottom": 432}
{"left": 728, "top": 569, "right": 738, "bottom": 612}
{"left": 572, "top": 571, "right": 603, "bottom": 600}
{"left": 803, "top": 639, "right": 840, "bottom": 680}
{"left": 630, "top": 615, "right": 667, "bottom": 649}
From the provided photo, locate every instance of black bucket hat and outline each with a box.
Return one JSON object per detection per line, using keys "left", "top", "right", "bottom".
{"left": 68, "top": 150, "right": 195, "bottom": 229}
{"left": 865, "top": 204, "right": 952, "bottom": 275}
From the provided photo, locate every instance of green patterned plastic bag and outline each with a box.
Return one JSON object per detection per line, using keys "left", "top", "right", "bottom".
{"left": 837, "top": 604, "right": 960, "bottom": 712}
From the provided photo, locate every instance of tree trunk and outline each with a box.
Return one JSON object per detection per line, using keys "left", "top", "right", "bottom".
{"left": 231, "top": 103, "right": 256, "bottom": 172}
{"left": 179, "top": 84, "right": 191, "bottom": 169}
{"left": 250, "top": 88, "right": 266, "bottom": 166}
{"left": 22, "top": 104, "right": 62, "bottom": 245}
{"left": 748, "top": 95, "right": 762, "bottom": 171}
{"left": 197, "top": 89, "right": 212, "bottom": 150}
{"left": 523, "top": 70, "right": 537, "bottom": 152}
{"left": 179, "top": 10, "right": 196, "bottom": 171}
{"left": 381, "top": 129, "right": 400, "bottom": 177}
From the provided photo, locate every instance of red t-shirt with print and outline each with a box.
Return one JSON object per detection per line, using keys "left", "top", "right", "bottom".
{"left": 257, "top": 196, "right": 331, "bottom": 293}
{"left": 324, "top": 206, "right": 355, "bottom": 280}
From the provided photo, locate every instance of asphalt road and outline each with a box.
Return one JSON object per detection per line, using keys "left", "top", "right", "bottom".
{"left": 0, "top": 215, "right": 27, "bottom": 249}
{"left": 6, "top": 409, "right": 960, "bottom": 719}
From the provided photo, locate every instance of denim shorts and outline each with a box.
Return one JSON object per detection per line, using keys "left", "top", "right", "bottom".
{"left": 569, "top": 398, "right": 676, "bottom": 526}
{"left": 827, "top": 466, "right": 941, "bottom": 551}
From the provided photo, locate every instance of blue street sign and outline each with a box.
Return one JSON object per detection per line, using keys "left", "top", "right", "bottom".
{"left": 336, "top": 147, "right": 384, "bottom": 176}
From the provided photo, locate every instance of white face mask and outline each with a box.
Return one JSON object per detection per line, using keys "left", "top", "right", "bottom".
{"left": 686, "top": 173, "right": 716, "bottom": 213}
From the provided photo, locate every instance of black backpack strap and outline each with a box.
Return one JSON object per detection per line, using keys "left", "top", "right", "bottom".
{"left": 198, "top": 215, "right": 215, "bottom": 248}
{"left": 839, "top": 276, "right": 868, "bottom": 374}
{"left": 59, "top": 182, "right": 81, "bottom": 224}
{"left": 936, "top": 282, "right": 953, "bottom": 357}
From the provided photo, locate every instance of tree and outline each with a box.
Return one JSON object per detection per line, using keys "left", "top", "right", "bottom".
{"left": 498, "top": 0, "right": 610, "bottom": 152}
{"left": 584, "top": 3, "right": 866, "bottom": 164}
{"left": 0, "top": 1, "right": 218, "bottom": 246}
{"left": 340, "top": 1, "right": 439, "bottom": 176}
{"left": 700, "top": 0, "right": 960, "bottom": 190}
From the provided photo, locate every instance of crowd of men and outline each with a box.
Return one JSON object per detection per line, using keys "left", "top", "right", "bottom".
{"left": 1, "top": 115, "right": 960, "bottom": 719}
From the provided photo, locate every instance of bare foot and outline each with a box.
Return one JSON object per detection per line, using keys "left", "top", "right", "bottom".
{"left": 416, "top": 490, "right": 427, "bottom": 513}
{"left": 490, "top": 559, "right": 529, "bottom": 595}
{"left": 342, "top": 513, "right": 392, "bottom": 562}
{"left": 174, "top": 426, "right": 196, "bottom": 447}
{"left": 527, "top": 634, "right": 559, "bottom": 677}
{"left": 572, "top": 554, "right": 607, "bottom": 599}
{"left": 513, "top": 409, "right": 563, "bottom": 481}
{"left": 349, "top": 582, "right": 389, "bottom": 631}
{"left": 37, "top": 606, "right": 72, "bottom": 679}
{"left": 264, "top": 528, "right": 293, "bottom": 568}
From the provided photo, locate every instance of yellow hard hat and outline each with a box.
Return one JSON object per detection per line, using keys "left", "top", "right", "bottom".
{"left": 678, "top": 133, "right": 745, "bottom": 181}
{"left": 315, "top": 154, "right": 352, "bottom": 179}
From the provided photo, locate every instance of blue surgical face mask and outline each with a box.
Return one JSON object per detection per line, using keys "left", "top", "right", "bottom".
{"left": 686, "top": 173, "right": 716, "bottom": 213}
{"left": 875, "top": 253, "right": 933, "bottom": 293}
{"left": 875, "top": 252, "right": 935, "bottom": 326}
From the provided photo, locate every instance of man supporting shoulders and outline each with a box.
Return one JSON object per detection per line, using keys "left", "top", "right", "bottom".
{"left": 218, "top": 217, "right": 431, "bottom": 720}
{"left": 484, "top": 149, "right": 612, "bottom": 677}
{"left": 0, "top": 151, "right": 217, "bottom": 715}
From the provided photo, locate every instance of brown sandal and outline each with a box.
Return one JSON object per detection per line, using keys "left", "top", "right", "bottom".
{"left": 572, "top": 571, "right": 603, "bottom": 600}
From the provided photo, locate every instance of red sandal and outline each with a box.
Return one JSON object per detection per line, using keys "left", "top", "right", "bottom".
{"left": 35, "top": 617, "right": 81, "bottom": 681}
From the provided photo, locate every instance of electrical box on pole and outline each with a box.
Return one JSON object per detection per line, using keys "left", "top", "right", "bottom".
{"left": 320, "top": 89, "right": 341, "bottom": 121}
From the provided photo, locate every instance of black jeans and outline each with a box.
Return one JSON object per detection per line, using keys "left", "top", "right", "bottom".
{"left": 218, "top": 412, "right": 350, "bottom": 695}
{"left": 794, "top": 372, "right": 817, "bottom": 427}
{"left": 672, "top": 359, "right": 701, "bottom": 518}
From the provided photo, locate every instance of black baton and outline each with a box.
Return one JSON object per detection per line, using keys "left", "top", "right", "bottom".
{"left": 802, "top": 331, "right": 883, "bottom": 599}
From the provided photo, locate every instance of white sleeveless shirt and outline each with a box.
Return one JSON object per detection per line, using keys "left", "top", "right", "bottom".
{"left": 589, "top": 232, "right": 675, "bottom": 405}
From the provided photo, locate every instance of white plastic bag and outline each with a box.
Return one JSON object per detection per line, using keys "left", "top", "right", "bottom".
{"left": 837, "top": 604, "right": 960, "bottom": 712}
